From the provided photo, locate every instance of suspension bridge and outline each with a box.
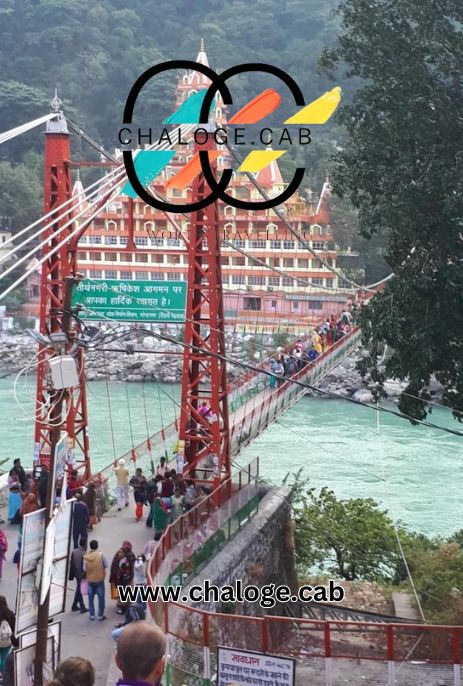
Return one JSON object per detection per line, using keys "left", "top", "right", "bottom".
{"left": 2, "top": 72, "right": 458, "bottom": 686}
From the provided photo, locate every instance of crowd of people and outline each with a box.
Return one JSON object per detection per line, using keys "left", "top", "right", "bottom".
{"left": 267, "top": 304, "right": 357, "bottom": 387}
{"left": 0, "top": 304, "right": 361, "bottom": 683}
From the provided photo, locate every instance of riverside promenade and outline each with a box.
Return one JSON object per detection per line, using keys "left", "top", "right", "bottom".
{"left": 1, "top": 497, "right": 150, "bottom": 685}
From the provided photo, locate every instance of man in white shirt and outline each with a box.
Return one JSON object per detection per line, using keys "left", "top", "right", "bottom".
{"left": 113, "top": 459, "right": 130, "bottom": 511}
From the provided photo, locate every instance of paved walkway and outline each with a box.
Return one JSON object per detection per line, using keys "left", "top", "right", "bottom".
{"left": 1, "top": 497, "right": 152, "bottom": 685}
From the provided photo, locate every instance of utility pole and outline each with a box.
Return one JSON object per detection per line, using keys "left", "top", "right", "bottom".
{"left": 34, "top": 275, "right": 76, "bottom": 686}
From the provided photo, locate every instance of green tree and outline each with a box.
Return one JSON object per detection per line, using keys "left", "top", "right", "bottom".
{"left": 321, "top": 0, "right": 463, "bottom": 421}
{"left": 293, "top": 486, "right": 400, "bottom": 581}
{"left": 0, "top": 159, "right": 42, "bottom": 231}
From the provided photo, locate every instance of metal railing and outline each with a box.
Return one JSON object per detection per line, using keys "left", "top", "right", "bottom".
{"left": 230, "top": 328, "right": 362, "bottom": 457}
{"left": 148, "top": 457, "right": 260, "bottom": 596}
{"left": 161, "top": 602, "right": 463, "bottom": 686}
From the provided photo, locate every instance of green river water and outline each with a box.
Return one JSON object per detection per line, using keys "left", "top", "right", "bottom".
{"left": 0, "top": 377, "right": 461, "bottom": 537}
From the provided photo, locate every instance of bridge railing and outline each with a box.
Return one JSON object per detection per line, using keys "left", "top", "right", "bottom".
{"left": 161, "top": 601, "right": 462, "bottom": 686}
{"left": 148, "top": 457, "right": 260, "bottom": 601}
{"left": 230, "top": 327, "right": 362, "bottom": 456}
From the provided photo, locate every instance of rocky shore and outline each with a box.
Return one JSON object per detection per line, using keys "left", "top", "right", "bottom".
{"left": 0, "top": 333, "right": 445, "bottom": 403}
{"left": 316, "top": 349, "right": 445, "bottom": 403}
{"left": 0, "top": 331, "right": 259, "bottom": 384}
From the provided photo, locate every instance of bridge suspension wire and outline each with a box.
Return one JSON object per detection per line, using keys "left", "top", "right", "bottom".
{"left": 0, "top": 161, "right": 128, "bottom": 260}
{"left": 0, "top": 112, "right": 58, "bottom": 146}
{"left": 375, "top": 408, "right": 426, "bottom": 622}
{"left": 225, "top": 142, "right": 376, "bottom": 293}
{"left": 0, "top": 168, "right": 128, "bottom": 278}
{"left": 0, "top": 121, "right": 196, "bottom": 268}
{"left": 73, "top": 302, "right": 463, "bottom": 439}
{"left": 102, "top": 322, "right": 463, "bottom": 439}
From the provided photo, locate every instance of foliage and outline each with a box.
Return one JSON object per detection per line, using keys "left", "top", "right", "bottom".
{"left": 321, "top": 0, "right": 463, "bottom": 421}
{"left": 285, "top": 472, "right": 463, "bottom": 622}
{"left": 0, "top": 0, "right": 352, "bottom": 232}
{"left": 289, "top": 481, "right": 400, "bottom": 581}
{"left": 0, "top": 159, "right": 42, "bottom": 232}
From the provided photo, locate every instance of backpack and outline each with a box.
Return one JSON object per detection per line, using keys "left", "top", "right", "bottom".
{"left": 0, "top": 619, "right": 12, "bottom": 648}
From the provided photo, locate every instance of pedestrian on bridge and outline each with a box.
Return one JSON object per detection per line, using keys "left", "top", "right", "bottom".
{"left": 83, "top": 539, "right": 108, "bottom": 621}
{"left": 72, "top": 493, "right": 90, "bottom": 549}
{"left": 113, "top": 458, "right": 130, "bottom": 511}
{"left": 110, "top": 540, "right": 136, "bottom": 615}
{"left": 129, "top": 468, "right": 147, "bottom": 522}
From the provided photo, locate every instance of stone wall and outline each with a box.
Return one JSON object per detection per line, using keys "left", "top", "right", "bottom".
{"left": 183, "top": 486, "right": 298, "bottom": 618}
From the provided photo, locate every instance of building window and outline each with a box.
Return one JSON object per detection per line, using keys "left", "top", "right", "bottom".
{"left": 270, "top": 240, "right": 281, "bottom": 249}
{"left": 283, "top": 258, "right": 294, "bottom": 268}
{"left": 120, "top": 236, "right": 128, "bottom": 246}
{"left": 222, "top": 274, "right": 229, "bottom": 284}
{"left": 90, "top": 236, "right": 101, "bottom": 244}
{"left": 308, "top": 300, "right": 323, "bottom": 310}
{"left": 120, "top": 271, "right": 131, "bottom": 279}
{"left": 231, "top": 239, "right": 246, "bottom": 249}
{"left": 89, "top": 269, "right": 102, "bottom": 278}
{"left": 167, "top": 272, "right": 182, "bottom": 280}
{"left": 135, "top": 236, "right": 148, "bottom": 246}
{"left": 268, "top": 277, "right": 280, "bottom": 286}
{"left": 231, "top": 275, "right": 245, "bottom": 285}
{"left": 105, "top": 270, "right": 117, "bottom": 279}
{"left": 89, "top": 252, "right": 101, "bottom": 261}
{"left": 167, "top": 238, "right": 181, "bottom": 247}
{"left": 298, "top": 258, "right": 309, "bottom": 268}
{"left": 297, "top": 241, "right": 306, "bottom": 249}
{"left": 167, "top": 255, "right": 181, "bottom": 264}
{"left": 78, "top": 236, "right": 88, "bottom": 244}
{"left": 326, "top": 278, "right": 334, "bottom": 288}
{"left": 151, "top": 272, "right": 165, "bottom": 280}
{"left": 269, "top": 258, "right": 280, "bottom": 267}
{"left": 105, "top": 220, "right": 118, "bottom": 231}
{"left": 152, "top": 254, "right": 164, "bottom": 263}
{"left": 313, "top": 258, "right": 323, "bottom": 269}
{"left": 78, "top": 252, "right": 87, "bottom": 260}
{"left": 271, "top": 299, "right": 277, "bottom": 308}
{"left": 151, "top": 238, "right": 164, "bottom": 246}
{"left": 243, "top": 297, "right": 262, "bottom": 311}
{"left": 311, "top": 278, "right": 323, "bottom": 286}
{"left": 231, "top": 257, "right": 245, "bottom": 267}
{"left": 249, "top": 239, "right": 266, "bottom": 249}
{"left": 135, "top": 271, "right": 148, "bottom": 280}
{"left": 135, "top": 253, "right": 148, "bottom": 263}
{"left": 338, "top": 279, "right": 350, "bottom": 289}
{"left": 312, "top": 241, "right": 326, "bottom": 250}
{"left": 221, "top": 257, "right": 229, "bottom": 266}
{"left": 283, "top": 240, "right": 295, "bottom": 250}
{"left": 247, "top": 276, "right": 265, "bottom": 286}
{"left": 105, "top": 235, "right": 118, "bottom": 245}
{"left": 104, "top": 253, "right": 116, "bottom": 262}
{"left": 292, "top": 301, "right": 299, "bottom": 309}
{"left": 282, "top": 277, "right": 294, "bottom": 286}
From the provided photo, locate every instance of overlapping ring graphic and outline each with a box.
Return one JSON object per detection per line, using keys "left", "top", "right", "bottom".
{"left": 123, "top": 60, "right": 306, "bottom": 212}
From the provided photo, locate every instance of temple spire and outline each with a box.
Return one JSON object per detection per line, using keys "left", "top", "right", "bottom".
{"left": 196, "top": 37, "right": 209, "bottom": 68}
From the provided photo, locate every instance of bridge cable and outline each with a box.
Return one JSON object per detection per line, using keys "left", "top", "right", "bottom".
{"left": 0, "top": 113, "right": 58, "bottom": 146}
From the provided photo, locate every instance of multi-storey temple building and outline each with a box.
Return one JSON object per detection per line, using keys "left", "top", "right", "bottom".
{"left": 29, "top": 42, "right": 348, "bottom": 330}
